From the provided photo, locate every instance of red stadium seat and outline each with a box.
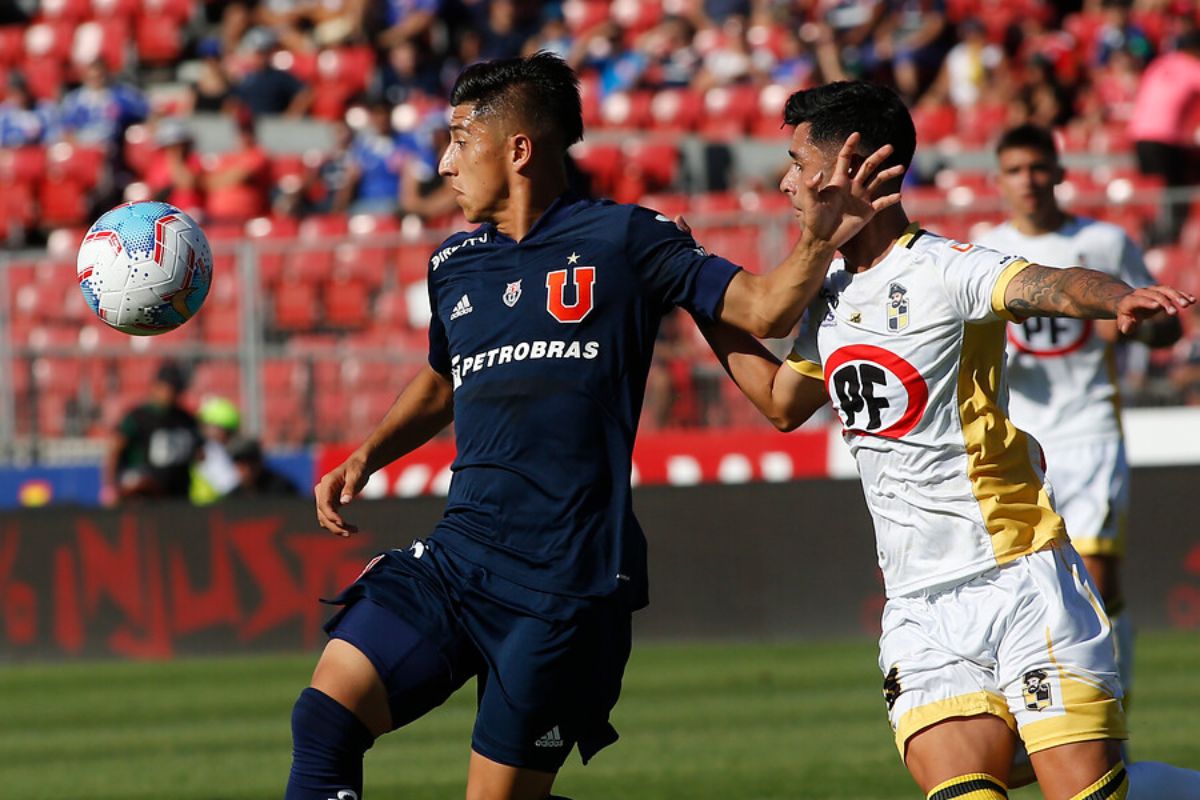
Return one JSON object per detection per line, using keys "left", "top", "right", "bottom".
{"left": 578, "top": 71, "right": 602, "bottom": 129}
{"left": 690, "top": 192, "right": 742, "bottom": 216}
{"left": 649, "top": 88, "right": 702, "bottom": 134}
{"left": 191, "top": 360, "right": 240, "bottom": 398}
{"left": 563, "top": 0, "right": 609, "bottom": 35}
{"left": 639, "top": 192, "right": 690, "bottom": 219}
{"left": 600, "top": 90, "right": 653, "bottom": 130}
{"left": 46, "top": 142, "right": 107, "bottom": 187}
{"left": 22, "top": 57, "right": 65, "bottom": 101}
{"left": 42, "top": 0, "right": 93, "bottom": 20}
{"left": 24, "top": 21, "right": 74, "bottom": 61}
{"left": 570, "top": 141, "right": 622, "bottom": 196}
{"left": 140, "top": 0, "right": 194, "bottom": 21}
{"left": 0, "top": 27, "right": 26, "bottom": 67}
{"left": 136, "top": 15, "right": 185, "bottom": 66}
{"left": 752, "top": 84, "right": 791, "bottom": 138}
{"left": 911, "top": 102, "right": 959, "bottom": 145}
{"left": 38, "top": 178, "right": 90, "bottom": 228}
{"left": 611, "top": 0, "right": 662, "bottom": 36}
{"left": 243, "top": 214, "right": 300, "bottom": 285}
{"left": 273, "top": 281, "right": 320, "bottom": 330}
{"left": 72, "top": 18, "right": 130, "bottom": 73}
{"left": 292, "top": 214, "right": 348, "bottom": 282}
{"left": 324, "top": 278, "right": 371, "bottom": 329}
{"left": 623, "top": 139, "right": 678, "bottom": 190}
{"left": 700, "top": 85, "right": 759, "bottom": 140}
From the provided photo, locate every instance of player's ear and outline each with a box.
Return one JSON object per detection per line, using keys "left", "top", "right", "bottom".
{"left": 510, "top": 132, "right": 533, "bottom": 171}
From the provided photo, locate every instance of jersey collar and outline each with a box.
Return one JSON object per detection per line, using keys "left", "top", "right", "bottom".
{"left": 896, "top": 221, "right": 925, "bottom": 249}
{"left": 487, "top": 192, "right": 584, "bottom": 244}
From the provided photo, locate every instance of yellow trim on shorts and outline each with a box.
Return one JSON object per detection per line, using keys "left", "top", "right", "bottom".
{"left": 990, "top": 258, "right": 1031, "bottom": 322}
{"left": 785, "top": 355, "right": 824, "bottom": 380}
{"left": 957, "top": 323, "right": 1068, "bottom": 568}
{"left": 1019, "top": 630, "right": 1127, "bottom": 754}
{"left": 895, "top": 691, "right": 1015, "bottom": 757}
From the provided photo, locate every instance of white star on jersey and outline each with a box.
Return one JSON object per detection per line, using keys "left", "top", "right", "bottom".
{"left": 567, "top": 252, "right": 580, "bottom": 265}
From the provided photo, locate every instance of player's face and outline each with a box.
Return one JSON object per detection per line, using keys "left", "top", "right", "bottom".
{"left": 779, "top": 123, "right": 836, "bottom": 223}
{"left": 996, "top": 146, "right": 1061, "bottom": 217}
{"left": 439, "top": 103, "right": 509, "bottom": 223}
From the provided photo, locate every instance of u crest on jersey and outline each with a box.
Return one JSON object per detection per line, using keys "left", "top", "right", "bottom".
{"left": 546, "top": 265, "right": 596, "bottom": 323}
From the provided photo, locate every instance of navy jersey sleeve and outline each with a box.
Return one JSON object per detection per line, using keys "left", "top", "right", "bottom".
{"left": 625, "top": 205, "right": 741, "bottom": 322}
{"left": 427, "top": 267, "right": 451, "bottom": 375}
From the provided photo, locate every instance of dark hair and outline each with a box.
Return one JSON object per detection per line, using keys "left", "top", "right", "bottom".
{"left": 449, "top": 51, "right": 583, "bottom": 151}
{"left": 783, "top": 81, "right": 916, "bottom": 173}
{"left": 995, "top": 123, "right": 1058, "bottom": 161}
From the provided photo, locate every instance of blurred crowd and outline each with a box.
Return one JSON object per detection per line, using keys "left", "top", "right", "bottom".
{"left": 2, "top": 0, "right": 1200, "bottom": 442}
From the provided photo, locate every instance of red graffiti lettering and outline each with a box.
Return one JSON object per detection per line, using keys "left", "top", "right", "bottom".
{"left": 54, "top": 546, "right": 83, "bottom": 654}
{"left": 1167, "top": 585, "right": 1200, "bottom": 629}
{"left": 110, "top": 527, "right": 171, "bottom": 659}
{"left": 169, "top": 514, "right": 238, "bottom": 635}
{"left": 227, "top": 515, "right": 309, "bottom": 641}
{"left": 288, "top": 535, "right": 366, "bottom": 647}
{"left": 1185, "top": 544, "right": 1200, "bottom": 576}
{"left": 0, "top": 525, "right": 37, "bottom": 646}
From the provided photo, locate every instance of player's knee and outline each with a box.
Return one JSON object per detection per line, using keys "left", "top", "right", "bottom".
{"left": 926, "top": 773, "right": 1008, "bottom": 799}
{"left": 286, "top": 687, "right": 376, "bottom": 800}
{"left": 1069, "top": 761, "right": 1127, "bottom": 800}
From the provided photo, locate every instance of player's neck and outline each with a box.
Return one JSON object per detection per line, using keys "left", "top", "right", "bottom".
{"left": 1011, "top": 206, "right": 1071, "bottom": 236}
{"left": 492, "top": 171, "right": 569, "bottom": 242}
{"left": 840, "top": 207, "right": 913, "bottom": 273}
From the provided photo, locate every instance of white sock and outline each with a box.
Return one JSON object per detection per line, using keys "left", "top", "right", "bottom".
{"left": 1127, "top": 761, "right": 1200, "bottom": 800}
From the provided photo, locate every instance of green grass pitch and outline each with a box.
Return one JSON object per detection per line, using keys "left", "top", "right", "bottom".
{"left": 2, "top": 632, "right": 1198, "bottom": 799}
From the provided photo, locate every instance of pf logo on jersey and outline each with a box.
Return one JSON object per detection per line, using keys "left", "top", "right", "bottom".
{"left": 825, "top": 345, "right": 928, "bottom": 438}
{"left": 546, "top": 262, "right": 595, "bottom": 323}
{"left": 1008, "top": 317, "right": 1092, "bottom": 356}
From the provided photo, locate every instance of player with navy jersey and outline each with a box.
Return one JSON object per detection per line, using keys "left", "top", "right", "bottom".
{"left": 696, "top": 81, "right": 1199, "bottom": 800}
{"left": 286, "top": 54, "right": 902, "bottom": 800}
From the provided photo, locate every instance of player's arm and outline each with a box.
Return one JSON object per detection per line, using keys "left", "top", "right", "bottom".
{"left": 1003, "top": 264, "right": 1195, "bottom": 335}
{"left": 314, "top": 365, "right": 454, "bottom": 536}
{"left": 696, "top": 319, "right": 829, "bottom": 431}
{"left": 716, "top": 134, "right": 904, "bottom": 339}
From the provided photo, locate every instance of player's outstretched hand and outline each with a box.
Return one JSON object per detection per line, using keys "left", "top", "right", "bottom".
{"left": 1116, "top": 285, "right": 1196, "bottom": 335}
{"left": 314, "top": 454, "right": 370, "bottom": 537}
{"left": 800, "top": 132, "right": 904, "bottom": 248}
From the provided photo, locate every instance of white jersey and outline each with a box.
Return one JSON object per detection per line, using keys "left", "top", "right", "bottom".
{"left": 788, "top": 225, "right": 1066, "bottom": 598}
{"left": 977, "top": 218, "right": 1154, "bottom": 446}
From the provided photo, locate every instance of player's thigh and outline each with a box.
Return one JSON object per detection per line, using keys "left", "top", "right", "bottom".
{"left": 466, "top": 750, "right": 557, "bottom": 800}
{"left": 1080, "top": 553, "right": 1120, "bottom": 604}
{"left": 998, "top": 547, "right": 1126, "bottom": 756}
{"left": 470, "top": 599, "right": 633, "bottom": 774}
{"left": 1029, "top": 738, "right": 1123, "bottom": 800}
{"left": 905, "top": 715, "right": 1017, "bottom": 794}
{"left": 310, "top": 637, "right": 394, "bottom": 737}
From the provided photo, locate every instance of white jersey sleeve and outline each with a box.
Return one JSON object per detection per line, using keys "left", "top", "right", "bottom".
{"left": 933, "top": 241, "right": 1031, "bottom": 324}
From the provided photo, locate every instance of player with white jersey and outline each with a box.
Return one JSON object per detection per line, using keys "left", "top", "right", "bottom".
{"left": 978, "top": 124, "right": 1183, "bottom": 700}
{"left": 695, "top": 81, "right": 1200, "bottom": 800}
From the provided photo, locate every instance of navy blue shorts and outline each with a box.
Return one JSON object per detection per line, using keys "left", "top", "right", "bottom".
{"left": 323, "top": 540, "right": 633, "bottom": 772}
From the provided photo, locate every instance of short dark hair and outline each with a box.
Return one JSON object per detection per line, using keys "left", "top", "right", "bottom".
{"left": 449, "top": 51, "right": 583, "bottom": 151}
{"left": 995, "top": 123, "right": 1059, "bottom": 161}
{"left": 783, "top": 81, "right": 916, "bottom": 173}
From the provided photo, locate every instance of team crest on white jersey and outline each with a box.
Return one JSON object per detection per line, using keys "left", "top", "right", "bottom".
{"left": 886, "top": 282, "right": 910, "bottom": 332}
{"left": 1022, "top": 669, "right": 1053, "bottom": 711}
{"left": 503, "top": 279, "right": 522, "bottom": 307}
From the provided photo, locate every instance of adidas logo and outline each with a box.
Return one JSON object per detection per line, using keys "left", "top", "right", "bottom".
{"left": 534, "top": 726, "right": 564, "bottom": 748}
{"left": 450, "top": 294, "right": 473, "bottom": 320}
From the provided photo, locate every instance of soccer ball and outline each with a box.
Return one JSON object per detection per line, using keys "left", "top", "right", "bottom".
{"left": 77, "top": 201, "right": 213, "bottom": 335}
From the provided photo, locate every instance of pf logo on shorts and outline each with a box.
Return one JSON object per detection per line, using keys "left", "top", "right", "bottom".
{"left": 1023, "top": 669, "right": 1053, "bottom": 711}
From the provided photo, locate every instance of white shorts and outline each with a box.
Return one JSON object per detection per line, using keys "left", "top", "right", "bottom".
{"left": 879, "top": 543, "right": 1127, "bottom": 758}
{"left": 1043, "top": 437, "right": 1130, "bottom": 557}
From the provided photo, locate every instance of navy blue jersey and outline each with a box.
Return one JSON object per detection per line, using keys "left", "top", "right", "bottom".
{"left": 425, "top": 194, "right": 740, "bottom": 605}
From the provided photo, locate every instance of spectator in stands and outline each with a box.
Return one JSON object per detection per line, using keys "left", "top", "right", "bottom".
{"left": 1011, "top": 53, "right": 1073, "bottom": 129}
{"left": 399, "top": 119, "right": 460, "bottom": 221}
{"left": 102, "top": 362, "right": 201, "bottom": 506}
{"left": 636, "top": 15, "right": 701, "bottom": 89}
{"left": 521, "top": 4, "right": 573, "bottom": 61}
{"left": 871, "top": 0, "right": 951, "bottom": 102}
{"left": 375, "top": 0, "right": 440, "bottom": 50}
{"left": 693, "top": 14, "right": 758, "bottom": 92}
{"left": 1129, "top": 30, "right": 1200, "bottom": 245}
{"left": 203, "top": 105, "right": 271, "bottom": 223}
{"left": 190, "top": 395, "right": 243, "bottom": 505}
{"left": 570, "top": 22, "right": 647, "bottom": 97}
{"left": 57, "top": 60, "right": 149, "bottom": 149}
{"left": 479, "top": 0, "right": 532, "bottom": 60}
{"left": 231, "top": 27, "right": 313, "bottom": 117}
{"left": 190, "top": 39, "right": 234, "bottom": 113}
{"left": 305, "top": 118, "right": 358, "bottom": 213}
{"left": 144, "top": 118, "right": 205, "bottom": 218}
{"left": 1093, "top": 0, "right": 1154, "bottom": 68}
{"left": 227, "top": 437, "right": 301, "bottom": 496}
{"left": 371, "top": 39, "right": 443, "bottom": 106}
{"left": 335, "top": 98, "right": 416, "bottom": 215}
{"left": 925, "top": 19, "right": 1006, "bottom": 111}
{"left": 0, "top": 73, "right": 55, "bottom": 147}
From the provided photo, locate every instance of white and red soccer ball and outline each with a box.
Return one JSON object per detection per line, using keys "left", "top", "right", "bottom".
{"left": 77, "top": 201, "right": 213, "bottom": 335}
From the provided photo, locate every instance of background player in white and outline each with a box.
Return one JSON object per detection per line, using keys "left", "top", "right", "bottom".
{"left": 695, "top": 81, "right": 1200, "bottom": 800}
{"left": 978, "top": 124, "right": 1183, "bottom": 700}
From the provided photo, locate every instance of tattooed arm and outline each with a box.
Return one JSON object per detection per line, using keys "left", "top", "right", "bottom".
{"left": 1004, "top": 265, "right": 1195, "bottom": 336}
